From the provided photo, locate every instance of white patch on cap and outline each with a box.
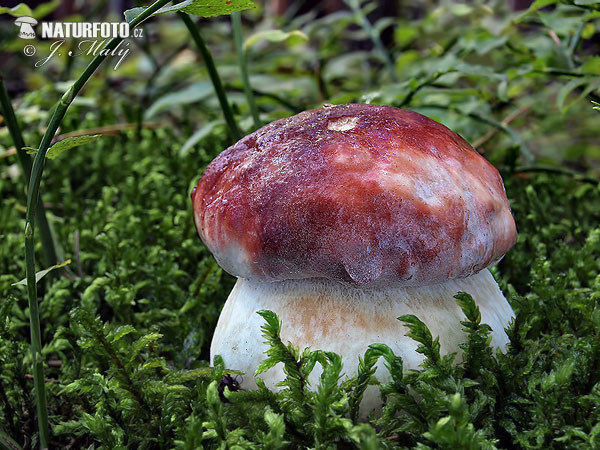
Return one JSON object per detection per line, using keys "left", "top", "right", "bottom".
{"left": 328, "top": 116, "right": 359, "bottom": 131}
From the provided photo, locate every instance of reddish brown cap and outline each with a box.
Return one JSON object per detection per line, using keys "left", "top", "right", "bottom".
{"left": 192, "top": 104, "right": 517, "bottom": 287}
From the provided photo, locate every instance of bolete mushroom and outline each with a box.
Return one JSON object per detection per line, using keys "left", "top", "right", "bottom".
{"left": 192, "top": 104, "right": 517, "bottom": 415}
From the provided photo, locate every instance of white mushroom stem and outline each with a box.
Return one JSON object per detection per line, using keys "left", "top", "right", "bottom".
{"left": 211, "top": 269, "right": 514, "bottom": 417}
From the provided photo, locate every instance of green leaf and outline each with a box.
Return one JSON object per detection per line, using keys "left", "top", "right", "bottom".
{"left": 244, "top": 29, "right": 309, "bottom": 51}
{"left": 110, "top": 325, "right": 136, "bottom": 342}
{"left": 0, "top": 0, "right": 60, "bottom": 19}
{"left": 557, "top": 78, "right": 599, "bottom": 113}
{"left": 46, "top": 135, "right": 102, "bottom": 160}
{"left": 31, "top": 0, "right": 60, "bottom": 19}
{"left": 581, "top": 56, "right": 600, "bottom": 75}
{"left": 575, "top": 0, "right": 600, "bottom": 5}
{"left": 182, "top": 0, "right": 256, "bottom": 17}
{"left": 454, "top": 292, "right": 481, "bottom": 325}
{"left": 12, "top": 259, "right": 71, "bottom": 286}
{"left": 180, "top": 120, "right": 224, "bottom": 156}
{"left": 124, "top": 0, "right": 256, "bottom": 24}
{"left": 515, "top": 0, "right": 558, "bottom": 22}
{"left": 123, "top": 7, "right": 146, "bottom": 23}
{"left": 0, "top": 3, "right": 33, "bottom": 17}
{"left": 145, "top": 82, "right": 213, "bottom": 118}
{"left": 526, "top": 0, "right": 559, "bottom": 13}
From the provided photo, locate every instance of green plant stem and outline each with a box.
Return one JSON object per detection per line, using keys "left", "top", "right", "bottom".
{"left": 398, "top": 70, "right": 451, "bottom": 108}
{"left": 514, "top": 165, "right": 599, "bottom": 184}
{"left": 225, "top": 83, "right": 302, "bottom": 113}
{"left": 23, "top": 2, "right": 172, "bottom": 447}
{"left": 569, "top": 22, "right": 585, "bottom": 55}
{"left": 179, "top": 12, "right": 242, "bottom": 141}
{"left": 0, "top": 75, "right": 58, "bottom": 269}
{"left": 345, "top": 0, "right": 397, "bottom": 82}
{"left": 0, "top": 427, "right": 22, "bottom": 450}
{"left": 421, "top": 103, "right": 535, "bottom": 164}
{"left": 232, "top": 11, "right": 260, "bottom": 129}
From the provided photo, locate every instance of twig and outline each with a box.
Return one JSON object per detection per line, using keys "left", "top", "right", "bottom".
{"left": 24, "top": 375, "right": 59, "bottom": 384}
{"left": 0, "top": 148, "right": 16, "bottom": 159}
{"left": 55, "top": 122, "right": 162, "bottom": 140}
{"left": 473, "top": 105, "right": 530, "bottom": 149}
{"left": 549, "top": 30, "right": 561, "bottom": 46}
{"left": 514, "top": 165, "right": 599, "bottom": 184}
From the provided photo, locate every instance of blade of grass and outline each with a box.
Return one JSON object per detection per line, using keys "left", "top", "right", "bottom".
{"left": 345, "top": 0, "right": 397, "bottom": 82}
{"left": 0, "top": 427, "right": 22, "bottom": 450}
{"left": 0, "top": 74, "right": 58, "bottom": 268}
{"left": 23, "top": 1, "right": 173, "bottom": 446}
{"left": 179, "top": 12, "right": 243, "bottom": 141}
{"left": 232, "top": 11, "right": 260, "bottom": 129}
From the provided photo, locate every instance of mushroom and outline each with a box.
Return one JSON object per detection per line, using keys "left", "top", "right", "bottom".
{"left": 191, "top": 104, "right": 517, "bottom": 416}
{"left": 15, "top": 16, "right": 38, "bottom": 40}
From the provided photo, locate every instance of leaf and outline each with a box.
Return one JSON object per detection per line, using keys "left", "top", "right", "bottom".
{"left": 46, "top": 135, "right": 102, "bottom": 160}
{"left": 124, "top": 0, "right": 256, "bottom": 24}
{"left": 514, "top": 0, "right": 558, "bottom": 22}
{"left": 145, "top": 82, "right": 213, "bottom": 118}
{"left": 12, "top": 259, "right": 71, "bottom": 286}
{"left": 123, "top": 6, "right": 146, "bottom": 23}
{"left": 581, "top": 56, "right": 600, "bottom": 75}
{"left": 182, "top": 0, "right": 256, "bottom": 17}
{"left": 525, "top": 0, "right": 559, "bottom": 13}
{"left": 0, "top": 3, "right": 33, "bottom": 17}
{"left": 180, "top": 120, "right": 224, "bottom": 156}
{"left": 454, "top": 292, "right": 481, "bottom": 325}
{"left": 244, "top": 29, "right": 308, "bottom": 51}
{"left": 111, "top": 325, "right": 136, "bottom": 342}
{"left": 0, "top": 0, "right": 60, "bottom": 19}
{"left": 557, "top": 77, "right": 599, "bottom": 113}
{"left": 31, "top": 0, "right": 60, "bottom": 19}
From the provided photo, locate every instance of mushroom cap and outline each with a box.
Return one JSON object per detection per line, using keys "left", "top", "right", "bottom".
{"left": 192, "top": 104, "right": 517, "bottom": 287}
{"left": 15, "top": 16, "right": 38, "bottom": 25}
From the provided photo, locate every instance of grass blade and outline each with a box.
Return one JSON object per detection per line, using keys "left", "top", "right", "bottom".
{"left": 22, "top": 1, "right": 174, "bottom": 446}
{"left": 0, "top": 74, "right": 58, "bottom": 268}
{"left": 179, "top": 12, "right": 243, "bottom": 141}
{"left": 232, "top": 11, "right": 260, "bottom": 129}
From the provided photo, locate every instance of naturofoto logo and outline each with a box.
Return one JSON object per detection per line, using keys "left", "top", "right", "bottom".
{"left": 15, "top": 18, "right": 132, "bottom": 40}
{"left": 13, "top": 15, "right": 143, "bottom": 70}
{"left": 14, "top": 16, "right": 37, "bottom": 39}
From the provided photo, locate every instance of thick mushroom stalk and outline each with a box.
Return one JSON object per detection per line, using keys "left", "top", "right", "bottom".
{"left": 211, "top": 270, "right": 513, "bottom": 416}
{"left": 191, "top": 104, "right": 518, "bottom": 418}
